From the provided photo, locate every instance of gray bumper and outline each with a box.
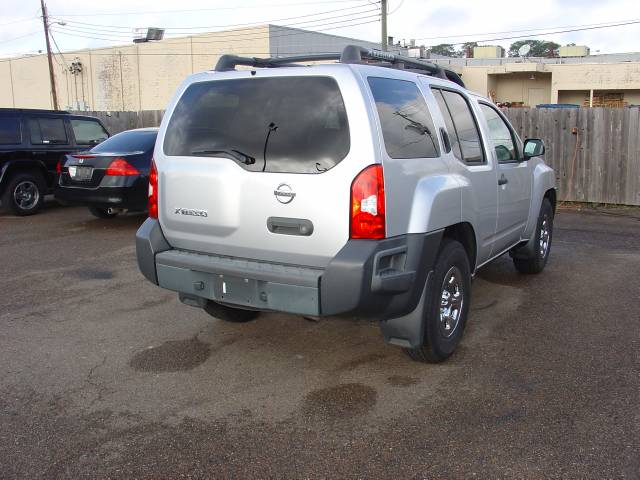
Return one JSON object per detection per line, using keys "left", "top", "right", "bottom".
{"left": 136, "top": 218, "right": 443, "bottom": 346}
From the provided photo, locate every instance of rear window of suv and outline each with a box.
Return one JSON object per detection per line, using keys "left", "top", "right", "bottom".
{"left": 163, "top": 76, "right": 350, "bottom": 174}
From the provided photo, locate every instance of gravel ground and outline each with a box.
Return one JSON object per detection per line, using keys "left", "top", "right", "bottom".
{"left": 1, "top": 200, "right": 638, "bottom": 479}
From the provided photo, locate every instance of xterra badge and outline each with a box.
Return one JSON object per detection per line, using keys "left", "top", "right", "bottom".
{"left": 174, "top": 207, "right": 208, "bottom": 217}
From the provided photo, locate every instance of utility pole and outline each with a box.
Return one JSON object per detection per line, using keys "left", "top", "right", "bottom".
{"left": 381, "top": 0, "right": 388, "bottom": 51}
{"left": 40, "top": 0, "right": 58, "bottom": 110}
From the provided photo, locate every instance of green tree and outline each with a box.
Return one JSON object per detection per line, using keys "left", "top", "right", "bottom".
{"left": 429, "top": 43, "right": 458, "bottom": 57}
{"left": 508, "top": 40, "right": 560, "bottom": 57}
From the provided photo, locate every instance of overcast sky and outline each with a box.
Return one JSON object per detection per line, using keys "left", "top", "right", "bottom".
{"left": 2, "top": 0, "right": 639, "bottom": 58}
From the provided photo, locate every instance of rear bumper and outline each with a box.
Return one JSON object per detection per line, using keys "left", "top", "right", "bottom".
{"left": 54, "top": 175, "right": 147, "bottom": 210}
{"left": 136, "top": 219, "right": 443, "bottom": 343}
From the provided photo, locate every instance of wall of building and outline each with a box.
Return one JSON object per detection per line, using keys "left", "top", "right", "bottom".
{"left": 0, "top": 26, "right": 272, "bottom": 111}
{"left": 491, "top": 72, "right": 552, "bottom": 106}
{"left": 548, "top": 62, "right": 640, "bottom": 103}
{"left": 268, "top": 25, "right": 382, "bottom": 55}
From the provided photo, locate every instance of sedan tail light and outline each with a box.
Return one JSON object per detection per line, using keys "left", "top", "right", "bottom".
{"left": 105, "top": 157, "right": 140, "bottom": 176}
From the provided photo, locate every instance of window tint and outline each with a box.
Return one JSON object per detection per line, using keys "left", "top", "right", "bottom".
{"left": 432, "top": 89, "right": 463, "bottom": 161}
{"left": 163, "top": 76, "right": 350, "bottom": 174}
{"left": 479, "top": 104, "right": 518, "bottom": 162}
{"left": 368, "top": 77, "right": 439, "bottom": 159}
{"left": 28, "top": 117, "right": 68, "bottom": 145}
{"left": 71, "top": 119, "right": 109, "bottom": 145}
{"left": 440, "top": 91, "right": 483, "bottom": 164}
{"left": 0, "top": 117, "right": 21, "bottom": 144}
{"left": 92, "top": 129, "right": 157, "bottom": 153}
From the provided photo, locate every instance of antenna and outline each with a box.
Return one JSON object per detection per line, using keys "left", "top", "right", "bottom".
{"left": 518, "top": 44, "right": 531, "bottom": 58}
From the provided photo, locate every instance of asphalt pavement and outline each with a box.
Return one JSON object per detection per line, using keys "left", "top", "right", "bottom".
{"left": 1, "top": 200, "right": 639, "bottom": 478}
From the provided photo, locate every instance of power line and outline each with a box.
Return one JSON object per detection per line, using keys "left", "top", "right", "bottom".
{"left": 50, "top": 2, "right": 378, "bottom": 31}
{"left": 54, "top": 15, "right": 378, "bottom": 46}
{"left": 51, "top": 6, "right": 380, "bottom": 38}
{"left": 50, "top": 0, "right": 372, "bottom": 17}
{"left": 414, "top": 18, "right": 640, "bottom": 41}
{"left": 52, "top": 12, "right": 381, "bottom": 45}
{"left": 0, "top": 16, "right": 39, "bottom": 27}
{"left": 424, "top": 18, "right": 640, "bottom": 47}
{"left": 50, "top": 14, "right": 381, "bottom": 45}
{"left": 0, "top": 30, "right": 42, "bottom": 44}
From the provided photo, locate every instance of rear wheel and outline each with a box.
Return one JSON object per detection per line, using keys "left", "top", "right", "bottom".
{"left": 512, "top": 198, "right": 553, "bottom": 274}
{"left": 405, "top": 239, "right": 471, "bottom": 363}
{"left": 88, "top": 207, "right": 118, "bottom": 219}
{"left": 203, "top": 300, "right": 260, "bottom": 323}
{"left": 1, "top": 171, "right": 46, "bottom": 216}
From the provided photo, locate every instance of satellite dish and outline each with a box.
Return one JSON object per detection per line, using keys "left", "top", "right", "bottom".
{"left": 518, "top": 44, "right": 531, "bottom": 57}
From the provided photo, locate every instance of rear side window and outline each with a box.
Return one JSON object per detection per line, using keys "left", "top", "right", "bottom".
{"left": 367, "top": 77, "right": 439, "bottom": 159}
{"left": 439, "top": 90, "right": 484, "bottom": 164}
{"left": 0, "top": 117, "right": 21, "bottom": 144}
{"left": 163, "top": 76, "right": 350, "bottom": 174}
{"left": 71, "top": 119, "right": 109, "bottom": 146}
{"left": 433, "top": 89, "right": 463, "bottom": 162}
{"left": 28, "top": 117, "right": 68, "bottom": 145}
{"left": 92, "top": 130, "right": 157, "bottom": 153}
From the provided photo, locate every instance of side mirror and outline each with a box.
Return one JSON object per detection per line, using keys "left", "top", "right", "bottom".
{"left": 523, "top": 138, "right": 545, "bottom": 159}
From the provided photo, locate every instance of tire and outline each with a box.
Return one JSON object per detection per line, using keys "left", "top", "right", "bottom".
{"left": 1, "top": 171, "right": 46, "bottom": 216}
{"left": 88, "top": 207, "right": 118, "bottom": 219}
{"left": 203, "top": 300, "right": 260, "bottom": 323}
{"left": 513, "top": 198, "right": 553, "bottom": 274}
{"left": 405, "top": 239, "right": 472, "bottom": 363}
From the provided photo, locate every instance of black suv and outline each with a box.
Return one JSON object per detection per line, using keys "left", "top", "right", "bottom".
{"left": 0, "top": 109, "right": 109, "bottom": 215}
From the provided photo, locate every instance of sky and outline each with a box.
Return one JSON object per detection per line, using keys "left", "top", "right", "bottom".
{"left": 1, "top": 0, "right": 640, "bottom": 58}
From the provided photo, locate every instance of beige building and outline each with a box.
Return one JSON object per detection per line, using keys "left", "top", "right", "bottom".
{"left": 3, "top": 29, "right": 639, "bottom": 111}
{"left": 431, "top": 52, "right": 640, "bottom": 107}
{"left": 0, "top": 25, "right": 385, "bottom": 111}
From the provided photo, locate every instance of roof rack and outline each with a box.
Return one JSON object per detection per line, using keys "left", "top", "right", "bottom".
{"left": 214, "top": 44, "right": 465, "bottom": 88}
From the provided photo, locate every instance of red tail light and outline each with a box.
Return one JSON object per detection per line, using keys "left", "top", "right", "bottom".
{"left": 148, "top": 159, "right": 158, "bottom": 219}
{"left": 56, "top": 160, "right": 62, "bottom": 174}
{"left": 105, "top": 157, "right": 140, "bottom": 176}
{"left": 350, "top": 164, "right": 385, "bottom": 239}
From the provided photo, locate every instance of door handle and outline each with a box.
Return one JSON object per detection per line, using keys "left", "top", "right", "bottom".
{"left": 498, "top": 174, "right": 508, "bottom": 186}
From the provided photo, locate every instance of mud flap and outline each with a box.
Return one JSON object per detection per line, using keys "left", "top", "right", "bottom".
{"left": 379, "top": 271, "right": 433, "bottom": 349}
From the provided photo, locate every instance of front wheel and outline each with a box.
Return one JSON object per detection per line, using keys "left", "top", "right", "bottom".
{"left": 1, "top": 172, "right": 45, "bottom": 216}
{"left": 512, "top": 198, "right": 553, "bottom": 274}
{"left": 405, "top": 239, "right": 471, "bottom": 363}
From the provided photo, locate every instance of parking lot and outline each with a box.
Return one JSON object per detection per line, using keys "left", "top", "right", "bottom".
{"left": 1, "top": 200, "right": 638, "bottom": 478}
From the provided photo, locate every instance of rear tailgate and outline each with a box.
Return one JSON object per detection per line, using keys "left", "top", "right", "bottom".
{"left": 156, "top": 68, "right": 379, "bottom": 268}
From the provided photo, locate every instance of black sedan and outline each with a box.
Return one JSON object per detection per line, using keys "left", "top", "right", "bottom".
{"left": 55, "top": 128, "right": 158, "bottom": 218}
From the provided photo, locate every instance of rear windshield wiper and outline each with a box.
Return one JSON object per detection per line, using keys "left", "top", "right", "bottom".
{"left": 191, "top": 149, "right": 256, "bottom": 165}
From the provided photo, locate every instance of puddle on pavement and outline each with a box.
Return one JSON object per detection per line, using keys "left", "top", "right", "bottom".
{"left": 129, "top": 337, "right": 211, "bottom": 373}
{"left": 302, "top": 383, "right": 377, "bottom": 418}
{"left": 72, "top": 269, "right": 114, "bottom": 280}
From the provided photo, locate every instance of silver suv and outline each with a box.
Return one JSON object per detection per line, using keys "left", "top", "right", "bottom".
{"left": 136, "top": 46, "right": 556, "bottom": 363}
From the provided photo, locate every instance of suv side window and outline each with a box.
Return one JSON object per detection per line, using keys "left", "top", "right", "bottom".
{"left": 0, "top": 117, "right": 21, "bottom": 145}
{"left": 436, "top": 89, "right": 484, "bottom": 164}
{"left": 479, "top": 103, "right": 519, "bottom": 162}
{"left": 28, "top": 117, "right": 68, "bottom": 145}
{"left": 70, "top": 119, "right": 109, "bottom": 146}
{"left": 432, "top": 89, "right": 463, "bottom": 162}
{"left": 368, "top": 77, "right": 439, "bottom": 159}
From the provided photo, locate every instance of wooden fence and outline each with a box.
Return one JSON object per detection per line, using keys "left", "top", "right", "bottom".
{"left": 81, "top": 107, "right": 640, "bottom": 206}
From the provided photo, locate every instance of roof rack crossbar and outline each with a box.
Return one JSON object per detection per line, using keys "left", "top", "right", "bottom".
{"left": 214, "top": 44, "right": 465, "bottom": 88}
